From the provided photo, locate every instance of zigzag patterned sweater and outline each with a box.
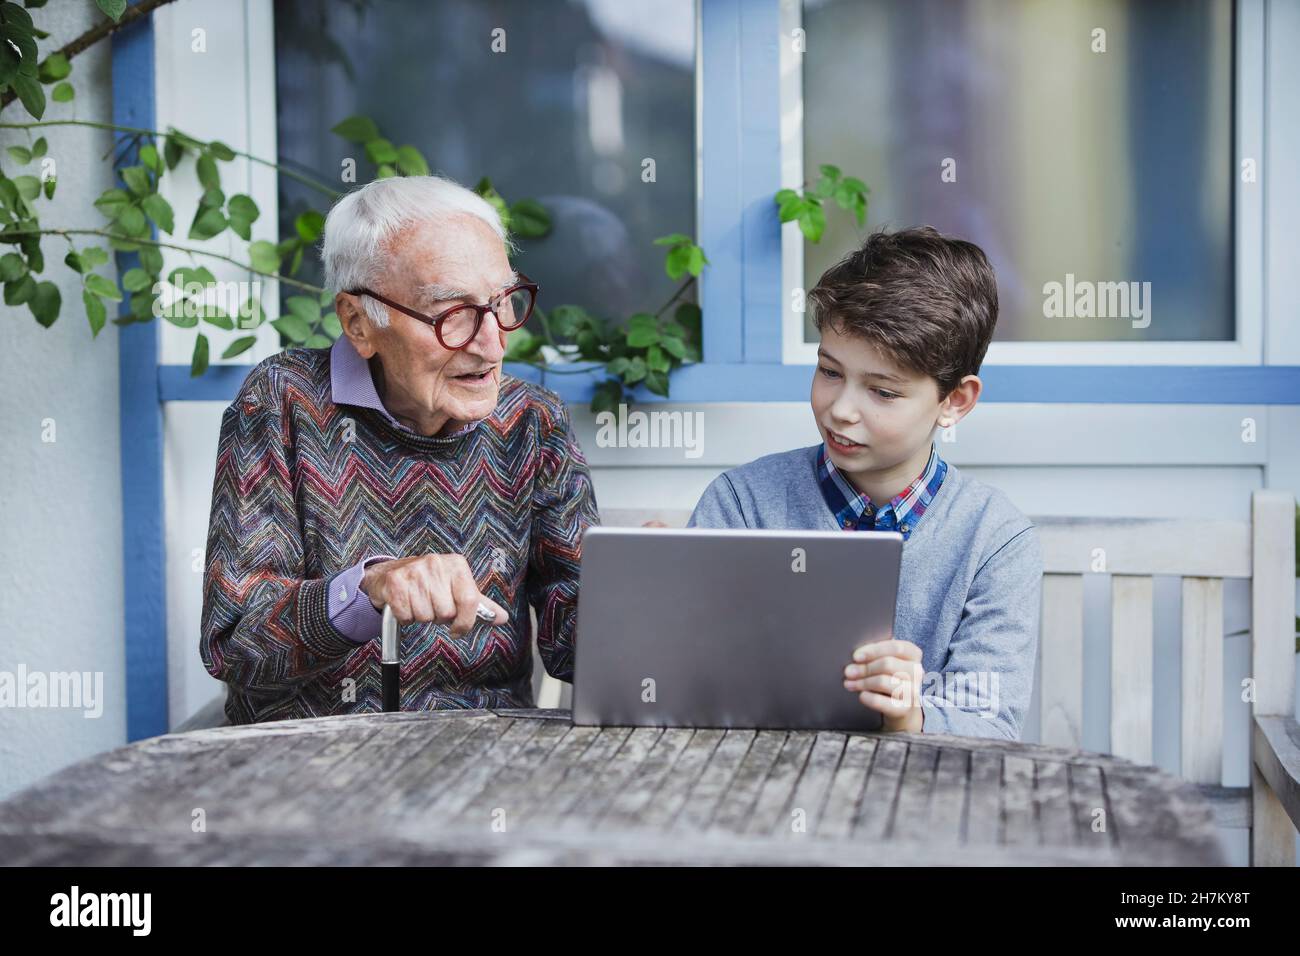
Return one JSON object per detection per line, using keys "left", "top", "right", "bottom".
{"left": 199, "top": 347, "right": 598, "bottom": 724}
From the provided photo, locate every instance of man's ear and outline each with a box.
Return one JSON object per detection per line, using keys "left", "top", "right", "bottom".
{"left": 336, "top": 293, "right": 378, "bottom": 358}
{"left": 939, "top": 374, "right": 982, "bottom": 426}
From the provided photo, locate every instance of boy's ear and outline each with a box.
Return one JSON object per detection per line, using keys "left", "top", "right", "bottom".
{"left": 940, "top": 374, "right": 982, "bottom": 425}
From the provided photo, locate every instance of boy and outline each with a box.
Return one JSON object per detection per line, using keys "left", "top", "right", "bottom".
{"left": 688, "top": 226, "right": 1043, "bottom": 739}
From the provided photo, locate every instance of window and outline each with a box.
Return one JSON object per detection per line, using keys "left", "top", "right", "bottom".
{"left": 783, "top": 0, "right": 1244, "bottom": 364}
{"left": 274, "top": 0, "right": 696, "bottom": 324}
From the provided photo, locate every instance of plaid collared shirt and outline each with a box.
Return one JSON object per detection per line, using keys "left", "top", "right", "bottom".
{"left": 816, "top": 441, "right": 948, "bottom": 541}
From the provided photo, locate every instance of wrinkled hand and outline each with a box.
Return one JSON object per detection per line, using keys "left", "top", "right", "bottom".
{"left": 843, "top": 639, "right": 925, "bottom": 733}
{"left": 360, "top": 554, "right": 508, "bottom": 637}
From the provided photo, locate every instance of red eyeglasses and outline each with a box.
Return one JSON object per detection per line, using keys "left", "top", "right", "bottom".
{"left": 349, "top": 273, "right": 539, "bottom": 350}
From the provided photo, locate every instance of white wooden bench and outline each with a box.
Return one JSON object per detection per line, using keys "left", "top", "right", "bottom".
{"left": 585, "top": 494, "right": 1300, "bottom": 866}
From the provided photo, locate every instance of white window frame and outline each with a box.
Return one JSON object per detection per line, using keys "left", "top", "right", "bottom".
{"left": 780, "top": 0, "right": 1264, "bottom": 367}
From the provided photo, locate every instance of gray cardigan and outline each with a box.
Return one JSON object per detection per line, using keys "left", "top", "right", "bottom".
{"left": 687, "top": 444, "right": 1043, "bottom": 739}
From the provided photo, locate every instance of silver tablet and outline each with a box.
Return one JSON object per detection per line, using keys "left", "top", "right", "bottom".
{"left": 572, "top": 526, "right": 903, "bottom": 731}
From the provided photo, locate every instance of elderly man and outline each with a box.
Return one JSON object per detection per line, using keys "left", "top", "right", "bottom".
{"left": 200, "top": 175, "right": 599, "bottom": 724}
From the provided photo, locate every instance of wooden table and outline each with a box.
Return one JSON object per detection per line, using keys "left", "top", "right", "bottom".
{"left": 0, "top": 708, "right": 1226, "bottom": 865}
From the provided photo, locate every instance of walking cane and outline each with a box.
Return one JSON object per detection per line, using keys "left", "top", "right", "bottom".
{"left": 380, "top": 600, "right": 500, "bottom": 712}
{"left": 381, "top": 604, "right": 401, "bottom": 712}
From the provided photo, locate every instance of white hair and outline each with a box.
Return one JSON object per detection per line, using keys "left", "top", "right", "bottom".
{"left": 321, "top": 175, "right": 512, "bottom": 328}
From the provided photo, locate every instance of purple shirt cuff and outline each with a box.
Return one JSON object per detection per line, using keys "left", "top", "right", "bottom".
{"left": 327, "top": 555, "right": 396, "bottom": 643}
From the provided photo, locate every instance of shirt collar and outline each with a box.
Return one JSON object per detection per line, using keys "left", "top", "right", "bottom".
{"left": 816, "top": 441, "right": 948, "bottom": 540}
{"left": 329, "top": 335, "right": 479, "bottom": 439}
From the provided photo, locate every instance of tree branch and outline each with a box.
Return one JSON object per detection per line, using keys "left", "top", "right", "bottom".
{"left": 1, "top": 0, "right": 181, "bottom": 113}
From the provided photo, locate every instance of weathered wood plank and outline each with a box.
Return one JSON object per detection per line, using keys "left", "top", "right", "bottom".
{"left": 1033, "top": 760, "right": 1074, "bottom": 848}
{"left": 746, "top": 731, "right": 815, "bottom": 837}
{"left": 1181, "top": 576, "right": 1224, "bottom": 784}
{"left": 524, "top": 727, "right": 633, "bottom": 831}
{"left": 853, "top": 737, "right": 907, "bottom": 841}
{"left": 891, "top": 743, "right": 939, "bottom": 842}
{"left": 928, "top": 746, "right": 969, "bottom": 845}
{"left": 818, "top": 735, "right": 877, "bottom": 839}
{"left": 1111, "top": 575, "right": 1154, "bottom": 764}
{"left": 1067, "top": 763, "right": 1114, "bottom": 855}
{"left": 597, "top": 727, "right": 694, "bottom": 831}
{"left": 964, "top": 750, "right": 1003, "bottom": 848}
{"left": 707, "top": 730, "right": 785, "bottom": 836}
{"left": 1001, "top": 755, "right": 1037, "bottom": 847}
{"left": 635, "top": 729, "right": 723, "bottom": 830}
{"left": 1040, "top": 574, "right": 1084, "bottom": 749}
{"left": 674, "top": 729, "right": 756, "bottom": 833}
{"left": 559, "top": 726, "right": 663, "bottom": 830}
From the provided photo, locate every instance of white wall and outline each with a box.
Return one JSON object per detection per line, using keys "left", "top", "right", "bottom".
{"left": 0, "top": 1, "right": 125, "bottom": 800}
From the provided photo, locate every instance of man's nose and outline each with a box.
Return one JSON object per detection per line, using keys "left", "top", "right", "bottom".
{"left": 467, "top": 309, "right": 509, "bottom": 359}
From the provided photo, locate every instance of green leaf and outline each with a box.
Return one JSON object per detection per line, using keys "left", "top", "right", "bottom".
{"left": 93, "top": 187, "right": 131, "bottom": 218}
{"left": 665, "top": 244, "right": 692, "bottom": 280}
{"left": 130, "top": 289, "right": 158, "bottom": 322}
{"left": 141, "top": 192, "right": 174, "bottom": 234}
{"left": 626, "top": 313, "right": 659, "bottom": 348}
{"left": 163, "top": 135, "right": 185, "bottom": 169}
{"left": 96, "top": 0, "right": 128, "bottom": 22}
{"left": 818, "top": 163, "right": 841, "bottom": 182}
{"left": 0, "top": 252, "right": 26, "bottom": 281}
{"left": 227, "top": 193, "right": 259, "bottom": 223}
{"left": 139, "top": 245, "right": 163, "bottom": 276}
{"left": 42, "top": 175, "right": 54, "bottom": 199}
{"left": 195, "top": 153, "right": 219, "bottom": 190}
{"left": 28, "top": 280, "right": 60, "bottom": 326}
{"left": 190, "top": 333, "right": 209, "bottom": 377}
{"left": 203, "top": 310, "right": 234, "bottom": 331}
{"left": 84, "top": 272, "right": 124, "bottom": 301}
{"left": 644, "top": 368, "right": 670, "bottom": 397}
{"left": 120, "top": 267, "right": 151, "bottom": 293}
{"left": 394, "top": 145, "right": 429, "bottom": 176}
{"left": 590, "top": 379, "right": 623, "bottom": 417}
{"left": 167, "top": 265, "right": 216, "bottom": 289}
{"left": 6, "top": 145, "right": 31, "bottom": 164}
{"left": 674, "top": 302, "right": 702, "bottom": 342}
{"left": 364, "top": 138, "right": 398, "bottom": 165}
{"left": 503, "top": 326, "right": 543, "bottom": 362}
{"left": 221, "top": 335, "right": 257, "bottom": 359}
{"left": 4, "top": 272, "right": 36, "bottom": 305}
{"left": 188, "top": 206, "right": 227, "bottom": 240}
{"left": 38, "top": 51, "right": 70, "bottom": 82}
{"left": 207, "top": 140, "right": 236, "bottom": 161}
{"left": 12, "top": 175, "right": 39, "bottom": 201}
{"left": 321, "top": 311, "right": 343, "bottom": 338}
{"left": 660, "top": 335, "right": 688, "bottom": 360}
{"left": 79, "top": 246, "right": 109, "bottom": 269}
{"left": 272, "top": 315, "right": 312, "bottom": 343}
{"left": 83, "top": 288, "right": 106, "bottom": 336}
{"left": 115, "top": 204, "right": 148, "bottom": 236}
{"left": 375, "top": 163, "right": 397, "bottom": 179}
{"left": 653, "top": 233, "right": 692, "bottom": 247}
{"left": 31, "top": 136, "right": 46, "bottom": 158}
{"left": 0, "top": 37, "right": 19, "bottom": 89}
{"left": 331, "top": 115, "right": 380, "bottom": 144}
{"left": 305, "top": 334, "right": 332, "bottom": 348}
{"left": 646, "top": 344, "right": 670, "bottom": 373}
{"left": 138, "top": 143, "right": 161, "bottom": 173}
{"left": 797, "top": 201, "right": 827, "bottom": 243}
{"left": 247, "top": 240, "right": 279, "bottom": 274}
{"left": 623, "top": 356, "right": 648, "bottom": 385}
{"left": 50, "top": 81, "right": 73, "bottom": 102}
{"left": 507, "top": 199, "right": 551, "bottom": 239}
{"left": 12, "top": 74, "right": 44, "bottom": 119}
{"left": 198, "top": 186, "right": 224, "bottom": 209}
{"left": 294, "top": 210, "right": 324, "bottom": 242}
{"left": 284, "top": 295, "right": 320, "bottom": 325}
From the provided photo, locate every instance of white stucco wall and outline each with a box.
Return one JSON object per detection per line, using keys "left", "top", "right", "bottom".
{"left": 0, "top": 1, "right": 125, "bottom": 800}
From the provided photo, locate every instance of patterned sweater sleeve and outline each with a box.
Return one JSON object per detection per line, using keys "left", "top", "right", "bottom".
{"left": 199, "top": 367, "right": 361, "bottom": 705}
{"left": 525, "top": 395, "right": 599, "bottom": 683}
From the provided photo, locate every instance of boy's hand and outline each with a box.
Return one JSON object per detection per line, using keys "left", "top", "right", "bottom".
{"left": 843, "top": 639, "right": 925, "bottom": 733}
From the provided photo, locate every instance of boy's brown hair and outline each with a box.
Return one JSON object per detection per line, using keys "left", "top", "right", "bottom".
{"left": 807, "top": 226, "right": 998, "bottom": 400}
